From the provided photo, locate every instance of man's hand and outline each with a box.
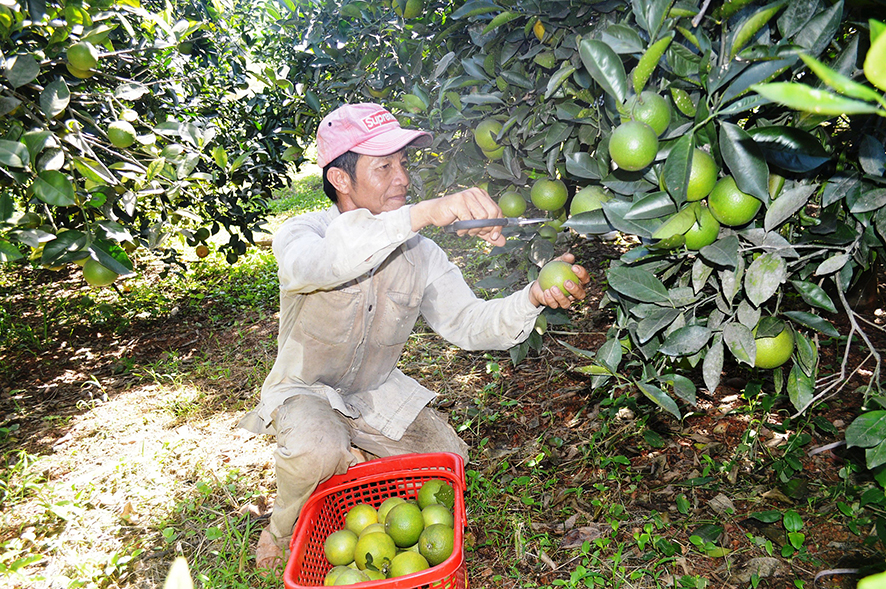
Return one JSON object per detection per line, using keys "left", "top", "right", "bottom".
{"left": 529, "top": 252, "right": 590, "bottom": 309}
{"left": 410, "top": 187, "right": 506, "bottom": 247}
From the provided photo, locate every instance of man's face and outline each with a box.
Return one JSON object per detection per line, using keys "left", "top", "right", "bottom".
{"left": 337, "top": 151, "right": 411, "bottom": 214}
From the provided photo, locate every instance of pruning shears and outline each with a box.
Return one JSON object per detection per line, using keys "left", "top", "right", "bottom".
{"left": 442, "top": 217, "right": 548, "bottom": 234}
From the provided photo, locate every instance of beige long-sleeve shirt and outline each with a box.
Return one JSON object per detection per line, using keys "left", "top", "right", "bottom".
{"left": 239, "top": 203, "right": 541, "bottom": 440}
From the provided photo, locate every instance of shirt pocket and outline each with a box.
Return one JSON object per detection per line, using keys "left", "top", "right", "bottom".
{"left": 375, "top": 290, "right": 421, "bottom": 346}
{"left": 298, "top": 287, "right": 361, "bottom": 345}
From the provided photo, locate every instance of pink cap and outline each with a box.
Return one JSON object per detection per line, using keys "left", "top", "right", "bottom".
{"left": 316, "top": 103, "right": 432, "bottom": 168}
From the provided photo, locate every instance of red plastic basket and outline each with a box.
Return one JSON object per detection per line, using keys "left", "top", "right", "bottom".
{"left": 283, "top": 452, "right": 467, "bottom": 589}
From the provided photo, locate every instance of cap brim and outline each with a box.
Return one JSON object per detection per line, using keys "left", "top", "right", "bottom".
{"left": 351, "top": 128, "right": 432, "bottom": 157}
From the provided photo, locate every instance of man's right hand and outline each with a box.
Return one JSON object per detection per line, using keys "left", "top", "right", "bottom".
{"left": 410, "top": 188, "right": 506, "bottom": 247}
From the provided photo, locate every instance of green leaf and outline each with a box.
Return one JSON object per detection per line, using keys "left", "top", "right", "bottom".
{"left": 793, "top": 0, "right": 843, "bottom": 58}
{"left": 814, "top": 253, "right": 849, "bottom": 276}
{"left": 30, "top": 170, "right": 76, "bottom": 206}
{"left": 450, "top": 0, "right": 500, "bottom": 19}
{"left": 662, "top": 132, "right": 695, "bottom": 205}
{"left": 799, "top": 53, "right": 884, "bottom": 104}
{"left": 563, "top": 209, "right": 613, "bottom": 235}
{"left": 89, "top": 239, "right": 134, "bottom": 276}
{"left": 782, "top": 311, "right": 840, "bottom": 337}
{"left": 0, "top": 239, "right": 24, "bottom": 262}
{"left": 607, "top": 265, "right": 671, "bottom": 303}
{"left": 564, "top": 152, "right": 603, "bottom": 180}
{"left": 795, "top": 330, "right": 817, "bottom": 377}
{"left": 866, "top": 443, "right": 886, "bottom": 469}
{"left": 482, "top": 10, "right": 520, "bottom": 34}
{"left": 658, "top": 325, "right": 711, "bottom": 357}
{"left": 703, "top": 334, "right": 724, "bottom": 393}
{"left": 5, "top": 54, "right": 40, "bottom": 88}
{"left": 73, "top": 157, "right": 118, "bottom": 186}
{"left": 596, "top": 337, "right": 623, "bottom": 373}
{"left": 745, "top": 253, "right": 787, "bottom": 306}
{"left": 765, "top": 185, "right": 815, "bottom": 232}
{"left": 0, "top": 139, "right": 29, "bottom": 168}
{"left": 602, "top": 199, "right": 659, "bottom": 238}
{"left": 750, "top": 510, "right": 783, "bottom": 524}
{"left": 752, "top": 82, "right": 883, "bottom": 117}
{"left": 720, "top": 123, "right": 769, "bottom": 203}
{"left": 724, "top": 322, "right": 755, "bottom": 366}
{"left": 40, "top": 79, "right": 70, "bottom": 119}
{"left": 544, "top": 64, "right": 578, "bottom": 100}
{"left": 637, "top": 308, "right": 682, "bottom": 344}
{"left": 631, "top": 0, "right": 671, "bottom": 39}
{"left": 729, "top": 0, "right": 787, "bottom": 59}
{"left": 747, "top": 126, "right": 830, "bottom": 173}
{"left": 625, "top": 191, "right": 676, "bottom": 220}
{"left": 653, "top": 206, "right": 696, "bottom": 239}
{"left": 787, "top": 363, "right": 814, "bottom": 412}
{"left": 637, "top": 382, "right": 681, "bottom": 419}
{"left": 849, "top": 188, "right": 886, "bottom": 214}
{"left": 790, "top": 280, "right": 837, "bottom": 314}
{"left": 41, "top": 230, "right": 87, "bottom": 265}
{"left": 699, "top": 235, "right": 740, "bottom": 267}
{"left": 579, "top": 39, "right": 627, "bottom": 104}
{"left": 846, "top": 411, "right": 886, "bottom": 448}
{"left": 659, "top": 373, "right": 697, "bottom": 405}
{"left": 212, "top": 145, "right": 228, "bottom": 169}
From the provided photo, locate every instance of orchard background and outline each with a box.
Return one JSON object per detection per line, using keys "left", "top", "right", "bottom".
{"left": 2, "top": 0, "right": 886, "bottom": 587}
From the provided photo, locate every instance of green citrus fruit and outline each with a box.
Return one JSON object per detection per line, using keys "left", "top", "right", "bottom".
{"left": 537, "top": 225, "right": 558, "bottom": 244}
{"left": 482, "top": 145, "right": 504, "bottom": 160}
{"left": 418, "top": 524, "right": 454, "bottom": 566}
{"left": 359, "top": 523, "right": 386, "bottom": 538}
{"left": 364, "top": 569, "right": 386, "bottom": 580}
{"left": 324, "top": 529, "right": 359, "bottom": 566}
{"left": 683, "top": 205, "right": 720, "bottom": 250}
{"left": 421, "top": 504, "right": 454, "bottom": 528}
{"left": 108, "top": 121, "right": 137, "bottom": 149}
{"left": 530, "top": 178, "right": 568, "bottom": 211}
{"left": 499, "top": 190, "right": 527, "bottom": 217}
{"left": 353, "top": 532, "right": 396, "bottom": 571}
{"left": 394, "top": 0, "right": 422, "bottom": 18}
{"left": 177, "top": 41, "right": 193, "bottom": 55}
{"left": 627, "top": 91, "right": 672, "bottom": 136}
{"left": 537, "top": 260, "right": 580, "bottom": 297}
{"left": 708, "top": 176, "right": 763, "bottom": 227}
{"left": 83, "top": 259, "right": 117, "bottom": 287}
{"left": 417, "top": 479, "right": 454, "bottom": 510}
{"left": 344, "top": 504, "right": 378, "bottom": 535}
{"left": 324, "top": 565, "right": 353, "bottom": 586}
{"left": 384, "top": 502, "right": 425, "bottom": 547}
{"left": 685, "top": 149, "right": 719, "bottom": 202}
{"left": 753, "top": 324, "right": 794, "bottom": 369}
{"left": 67, "top": 41, "right": 99, "bottom": 71}
{"left": 377, "top": 497, "right": 406, "bottom": 524}
{"left": 609, "top": 121, "right": 658, "bottom": 172}
{"left": 65, "top": 62, "right": 94, "bottom": 79}
{"left": 330, "top": 567, "right": 371, "bottom": 585}
{"left": 570, "top": 185, "right": 611, "bottom": 216}
{"left": 474, "top": 119, "right": 503, "bottom": 152}
{"left": 389, "top": 551, "right": 429, "bottom": 578}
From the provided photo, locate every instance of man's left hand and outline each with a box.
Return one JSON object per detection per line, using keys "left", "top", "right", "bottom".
{"left": 529, "top": 252, "right": 590, "bottom": 309}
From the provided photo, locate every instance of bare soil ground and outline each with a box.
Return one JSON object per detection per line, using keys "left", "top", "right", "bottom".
{"left": 1, "top": 231, "right": 884, "bottom": 588}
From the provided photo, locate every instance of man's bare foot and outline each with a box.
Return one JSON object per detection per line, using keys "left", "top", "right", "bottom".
{"left": 256, "top": 528, "right": 284, "bottom": 574}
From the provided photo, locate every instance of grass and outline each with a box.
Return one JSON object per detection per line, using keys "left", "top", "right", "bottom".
{"left": 1, "top": 172, "right": 883, "bottom": 588}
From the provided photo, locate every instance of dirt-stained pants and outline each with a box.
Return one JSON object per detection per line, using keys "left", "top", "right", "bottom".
{"left": 267, "top": 394, "right": 469, "bottom": 549}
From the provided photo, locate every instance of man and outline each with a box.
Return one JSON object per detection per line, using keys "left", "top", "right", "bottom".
{"left": 240, "top": 103, "right": 589, "bottom": 570}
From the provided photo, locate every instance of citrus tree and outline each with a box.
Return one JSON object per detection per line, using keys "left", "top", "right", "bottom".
{"left": 0, "top": 0, "right": 307, "bottom": 286}
{"left": 268, "top": 0, "right": 880, "bottom": 413}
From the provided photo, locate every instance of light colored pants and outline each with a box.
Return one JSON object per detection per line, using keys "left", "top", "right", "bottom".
{"left": 267, "top": 394, "right": 469, "bottom": 548}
